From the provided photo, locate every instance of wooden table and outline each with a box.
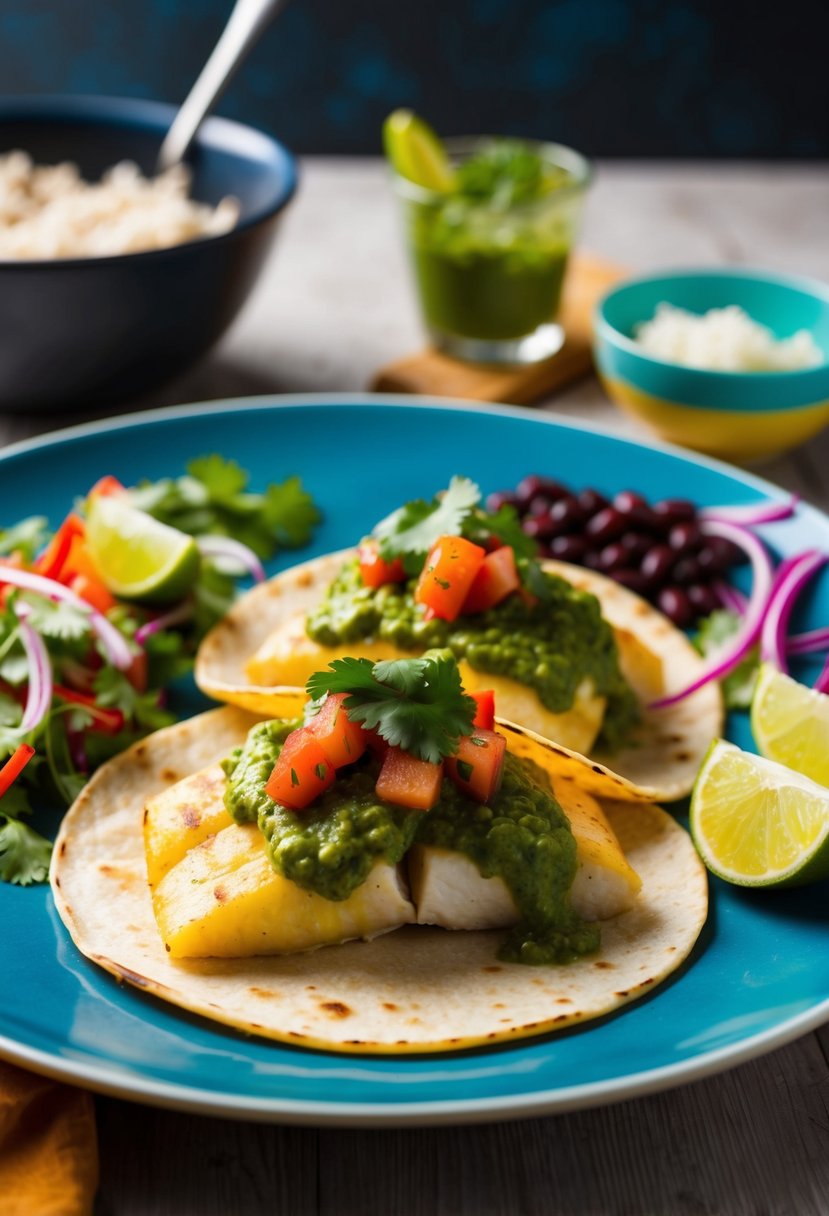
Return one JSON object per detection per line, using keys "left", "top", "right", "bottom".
{"left": 2, "top": 161, "right": 828, "bottom": 1215}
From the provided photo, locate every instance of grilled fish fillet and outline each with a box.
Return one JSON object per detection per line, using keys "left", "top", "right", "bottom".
{"left": 410, "top": 780, "right": 641, "bottom": 930}
{"left": 245, "top": 610, "right": 607, "bottom": 754}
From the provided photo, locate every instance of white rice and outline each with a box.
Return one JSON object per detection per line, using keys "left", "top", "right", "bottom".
{"left": 0, "top": 151, "right": 239, "bottom": 259}
{"left": 634, "top": 302, "right": 823, "bottom": 372}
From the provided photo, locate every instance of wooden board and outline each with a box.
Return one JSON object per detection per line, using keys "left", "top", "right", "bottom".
{"left": 369, "top": 254, "right": 626, "bottom": 405}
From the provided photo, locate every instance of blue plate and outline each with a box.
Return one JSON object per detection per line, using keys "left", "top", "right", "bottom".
{"left": 1, "top": 396, "right": 827, "bottom": 1126}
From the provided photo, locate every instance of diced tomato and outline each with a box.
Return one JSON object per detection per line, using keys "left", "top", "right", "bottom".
{"left": 375, "top": 746, "right": 443, "bottom": 811}
{"left": 69, "top": 574, "right": 118, "bottom": 615}
{"left": 470, "top": 689, "right": 495, "bottom": 731}
{"left": 307, "top": 692, "right": 367, "bottom": 768}
{"left": 358, "top": 540, "right": 407, "bottom": 589}
{"left": 414, "top": 535, "right": 486, "bottom": 622}
{"left": 88, "top": 475, "right": 127, "bottom": 499}
{"left": 34, "top": 513, "right": 85, "bottom": 581}
{"left": 53, "top": 684, "right": 125, "bottom": 735}
{"left": 264, "top": 727, "right": 336, "bottom": 810}
{"left": 0, "top": 743, "right": 35, "bottom": 800}
{"left": 461, "top": 546, "right": 521, "bottom": 614}
{"left": 445, "top": 729, "right": 506, "bottom": 804}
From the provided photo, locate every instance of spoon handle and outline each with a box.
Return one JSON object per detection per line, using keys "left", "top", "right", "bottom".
{"left": 157, "top": 0, "right": 290, "bottom": 173}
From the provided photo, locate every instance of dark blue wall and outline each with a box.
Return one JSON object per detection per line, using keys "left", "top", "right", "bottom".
{"left": 2, "top": 0, "right": 827, "bottom": 157}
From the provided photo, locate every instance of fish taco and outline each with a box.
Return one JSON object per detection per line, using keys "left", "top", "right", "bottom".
{"left": 196, "top": 478, "right": 722, "bottom": 802}
{"left": 51, "top": 654, "right": 707, "bottom": 1055}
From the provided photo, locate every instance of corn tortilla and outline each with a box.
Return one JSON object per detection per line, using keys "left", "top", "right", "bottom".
{"left": 51, "top": 707, "right": 708, "bottom": 1055}
{"left": 194, "top": 551, "right": 723, "bottom": 803}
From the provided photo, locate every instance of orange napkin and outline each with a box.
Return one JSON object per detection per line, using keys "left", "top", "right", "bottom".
{"left": 0, "top": 1060, "right": 98, "bottom": 1216}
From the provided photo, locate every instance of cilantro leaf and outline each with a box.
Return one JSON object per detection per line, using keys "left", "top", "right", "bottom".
{"left": 463, "top": 503, "right": 538, "bottom": 561}
{"left": 374, "top": 477, "right": 481, "bottom": 569}
{"left": 307, "top": 651, "right": 476, "bottom": 764}
{"left": 0, "top": 516, "right": 49, "bottom": 562}
{"left": 187, "top": 454, "right": 248, "bottom": 500}
{"left": 130, "top": 456, "right": 321, "bottom": 562}
{"left": 22, "top": 595, "right": 91, "bottom": 642}
{"left": 0, "top": 818, "right": 52, "bottom": 885}
{"left": 262, "top": 478, "right": 322, "bottom": 548}
{"left": 693, "top": 609, "right": 759, "bottom": 710}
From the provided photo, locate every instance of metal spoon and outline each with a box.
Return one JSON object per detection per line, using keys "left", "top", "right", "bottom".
{"left": 157, "top": 0, "right": 291, "bottom": 173}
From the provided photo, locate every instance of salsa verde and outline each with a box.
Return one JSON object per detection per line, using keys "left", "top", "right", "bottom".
{"left": 306, "top": 558, "right": 638, "bottom": 751}
{"left": 222, "top": 721, "right": 598, "bottom": 966}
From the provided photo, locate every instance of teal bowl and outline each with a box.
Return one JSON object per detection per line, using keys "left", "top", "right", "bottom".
{"left": 593, "top": 268, "right": 829, "bottom": 461}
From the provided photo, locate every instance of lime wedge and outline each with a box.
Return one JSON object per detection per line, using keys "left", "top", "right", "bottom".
{"left": 690, "top": 738, "right": 829, "bottom": 887}
{"left": 751, "top": 662, "right": 829, "bottom": 787}
{"left": 382, "top": 110, "right": 456, "bottom": 192}
{"left": 86, "top": 494, "right": 199, "bottom": 604}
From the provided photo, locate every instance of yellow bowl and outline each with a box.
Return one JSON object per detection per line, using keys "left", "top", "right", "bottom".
{"left": 594, "top": 269, "right": 829, "bottom": 463}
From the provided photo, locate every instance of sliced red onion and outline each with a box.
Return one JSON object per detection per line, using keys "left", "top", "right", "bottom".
{"left": 788, "top": 626, "right": 829, "bottom": 656}
{"left": 815, "top": 654, "right": 829, "bottom": 694}
{"left": 196, "top": 536, "right": 266, "bottom": 583}
{"left": 649, "top": 520, "right": 774, "bottom": 710}
{"left": 760, "top": 549, "right": 828, "bottom": 675}
{"left": 700, "top": 496, "right": 798, "bottom": 527}
{"left": 135, "top": 600, "right": 194, "bottom": 645}
{"left": 0, "top": 567, "right": 132, "bottom": 670}
{"left": 713, "top": 581, "right": 747, "bottom": 615}
{"left": 15, "top": 609, "right": 53, "bottom": 734}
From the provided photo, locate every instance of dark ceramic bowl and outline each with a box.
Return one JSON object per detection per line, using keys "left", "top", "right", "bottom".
{"left": 0, "top": 96, "right": 297, "bottom": 411}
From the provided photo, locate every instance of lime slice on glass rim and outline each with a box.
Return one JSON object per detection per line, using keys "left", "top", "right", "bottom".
{"left": 382, "top": 110, "right": 456, "bottom": 192}
{"left": 750, "top": 662, "right": 829, "bottom": 787}
{"left": 690, "top": 738, "right": 829, "bottom": 888}
{"left": 86, "top": 494, "right": 200, "bottom": 604}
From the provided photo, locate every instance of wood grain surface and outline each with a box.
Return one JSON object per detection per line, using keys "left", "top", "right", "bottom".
{"left": 2, "top": 159, "right": 828, "bottom": 1216}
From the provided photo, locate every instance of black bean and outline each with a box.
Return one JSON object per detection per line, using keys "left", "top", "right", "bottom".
{"left": 585, "top": 507, "right": 626, "bottom": 544}
{"left": 598, "top": 541, "right": 634, "bottom": 572}
{"left": 641, "top": 544, "right": 676, "bottom": 583}
{"left": 620, "top": 531, "right": 652, "bottom": 562}
{"left": 653, "top": 498, "right": 697, "bottom": 530}
{"left": 485, "top": 491, "right": 521, "bottom": 514}
{"left": 696, "top": 544, "right": 724, "bottom": 575}
{"left": 688, "top": 584, "right": 720, "bottom": 616}
{"left": 613, "top": 491, "right": 658, "bottom": 531}
{"left": 669, "top": 521, "right": 704, "bottom": 552}
{"left": 522, "top": 513, "right": 559, "bottom": 541}
{"left": 577, "top": 488, "right": 609, "bottom": 516}
{"left": 612, "top": 569, "right": 650, "bottom": 596}
{"left": 516, "top": 475, "right": 568, "bottom": 509}
{"left": 529, "top": 494, "right": 555, "bottom": 517}
{"left": 583, "top": 551, "right": 605, "bottom": 571}
{"left": 515, "top": 475, "right": 547, "bottom": 509}
{"left": 550, "top": 495, "right": 589, "bottom": 532}
{"left": 549, "top": 535, "right": 590, "bottom": 563}
{"left": 658, "top": 585, "right": 694, "bottom": 628}
{"left": 673, "top": 556, "right": 702, "bottom": 585}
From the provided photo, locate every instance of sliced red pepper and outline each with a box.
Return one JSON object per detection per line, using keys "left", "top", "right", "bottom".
{"left": 0, "top": 743, "right": 35, "bottom": 800}
{"left": 445, "top": 729, "right": 506, "bottom": 804}
{"left": 34, "top": 513, "right": 85, "bottom": 581}
{"left": 53, "top": 684, "right": 125, "bottom": 735}
{"left": 307, "top": 692, "right": 368, "bottom": 768}
{"left": 414, "top": 535, "right": 486, "bottom": 622}
{"left": 68, "top": 574, "right": 118, "bottom": 615}
{"left": 358, "top": 540, "right": 407, "bottom": 589}
{"left": 470, "top": 689, "right": 496, "bottom": 731}
{"left": 461, "top": 546, "right": 521, "bottom": 614}
{"left": 375, "top": 746, "right": 443, "bottom": 811}
{"left": 88, "top": 475, "right": 127, "bottom": 499}
{"left": 60, "top": 534, "right": 102, "bottom": 584}
{"left": 264, "top": 727, "right": 336, "bottom": 810}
